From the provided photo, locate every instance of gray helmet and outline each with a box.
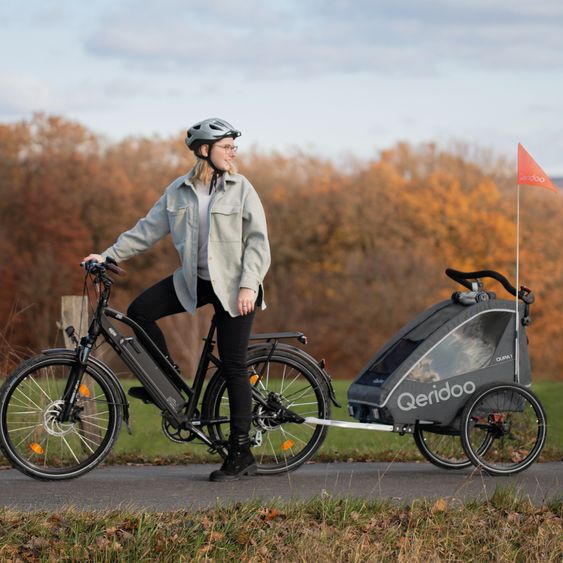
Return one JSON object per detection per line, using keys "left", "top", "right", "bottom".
{"left": 185, "top": 118, "right": 241, "bottom": 153}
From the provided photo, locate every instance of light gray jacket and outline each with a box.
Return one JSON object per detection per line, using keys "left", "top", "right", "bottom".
{"left": 101, "top": 169, "right": 271, "bottom": 317}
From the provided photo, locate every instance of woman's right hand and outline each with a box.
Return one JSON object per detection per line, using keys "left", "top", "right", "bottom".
{"left": 82, "top": 253, "right": 104, "bottom": 263}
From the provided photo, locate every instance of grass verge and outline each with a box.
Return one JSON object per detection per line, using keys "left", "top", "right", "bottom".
{"left": 0, "top": 488, "right": 561, "bottom": 561}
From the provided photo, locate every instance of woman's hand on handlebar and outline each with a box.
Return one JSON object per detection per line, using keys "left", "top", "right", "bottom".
{"left": 81, "top": 254, "right": 126, "bottom": 276}
{"left": 82, "top": 253, "right": 104, "bottom": 264}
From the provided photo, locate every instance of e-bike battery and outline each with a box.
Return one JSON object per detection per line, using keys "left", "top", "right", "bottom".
{"left": 120, "top": 337, "right": 186, "bottom": 422}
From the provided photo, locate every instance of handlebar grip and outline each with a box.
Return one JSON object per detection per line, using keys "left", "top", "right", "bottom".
{"left": 106, "top": 263, "right": 126, "bottom": 276}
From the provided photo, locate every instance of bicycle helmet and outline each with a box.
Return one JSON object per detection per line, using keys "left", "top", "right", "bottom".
{"left": 185, "top": 118, "right": 241, "bottom": 154}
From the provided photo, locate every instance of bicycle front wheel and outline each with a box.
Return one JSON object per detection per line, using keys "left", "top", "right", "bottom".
{"left": 0, "top": 353, "right": 122, "bottom": 480}
{"left": 203, "top": 347, "right": 330, "bottom": 474}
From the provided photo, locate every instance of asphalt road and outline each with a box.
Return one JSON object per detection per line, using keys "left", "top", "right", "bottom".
{"left": 0, "top": 462, "right": 561, "bottom": 512}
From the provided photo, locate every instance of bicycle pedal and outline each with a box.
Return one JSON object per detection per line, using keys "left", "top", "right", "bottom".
{"left": 128, "top": 386, "right": 154, "bottom": 404}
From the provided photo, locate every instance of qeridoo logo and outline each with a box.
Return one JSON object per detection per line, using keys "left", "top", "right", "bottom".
{"left": 520, "top": 174, "right": 546, "bottom": 183}
{"left": 396, "top": 381, "right": 476, "bottom": 411}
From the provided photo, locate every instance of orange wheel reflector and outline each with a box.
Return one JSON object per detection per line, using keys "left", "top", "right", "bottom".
{"left": 249, "top": 374, "right": 259, "bottom": 385}
{"left": 79, "top": 384, "right": 91, "bottom": 398}
{"left": 281, "top": 439, "right": 294, "bottom": 451}
{"left": 30, "top": 443, "right": 44, "bottom": 455}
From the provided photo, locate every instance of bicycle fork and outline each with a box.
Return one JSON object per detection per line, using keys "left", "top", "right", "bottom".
{"left": 59, "top": 339, "right": 93, "bottom": 422}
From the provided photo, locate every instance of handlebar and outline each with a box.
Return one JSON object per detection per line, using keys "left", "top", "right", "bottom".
{"left": 81, "top": 258, "right": 126, "bottom": 277}
{"left": 445, "top": 268, "right": 534, "bottom": 304}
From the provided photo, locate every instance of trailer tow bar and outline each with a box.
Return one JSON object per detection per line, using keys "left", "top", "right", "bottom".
{"left": 304, "top": 417, "right": 394, "bottom": 432}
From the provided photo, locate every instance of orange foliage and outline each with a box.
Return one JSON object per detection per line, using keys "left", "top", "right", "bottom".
{"left": 0, "top": 115, "right": 561, "bottom": 379}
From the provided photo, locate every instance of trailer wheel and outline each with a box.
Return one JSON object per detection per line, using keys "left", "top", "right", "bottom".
{"left": 414, "top": 423, "right": 493, "bottom": 470}
{"left": 460, "top": 382, "right": 547, "bottom": 476}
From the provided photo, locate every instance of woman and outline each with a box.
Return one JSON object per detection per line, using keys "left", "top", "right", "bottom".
{"left": 83, "top": 118, "right": 271, "bottom": 482}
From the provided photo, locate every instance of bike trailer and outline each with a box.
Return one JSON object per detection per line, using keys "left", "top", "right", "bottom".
{"left": 348, "top": 274, "right": 532, "bottom": 429}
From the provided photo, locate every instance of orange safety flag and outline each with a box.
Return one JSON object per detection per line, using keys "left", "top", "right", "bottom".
{"left": 518, "top": 143, "right": 558, "bottom": 192}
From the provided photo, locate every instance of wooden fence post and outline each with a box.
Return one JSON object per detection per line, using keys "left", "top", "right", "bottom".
{"left": 61, "top": 296, "right": 100, "bottom": 450}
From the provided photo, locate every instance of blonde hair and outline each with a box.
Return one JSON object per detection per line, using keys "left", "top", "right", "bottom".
{"left": 192, "top": 156, "right": 237, "bottom": 184}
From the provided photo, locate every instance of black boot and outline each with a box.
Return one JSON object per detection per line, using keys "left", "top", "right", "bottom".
{"left": 209, "top": 434, "right": 257, "bottom": 482}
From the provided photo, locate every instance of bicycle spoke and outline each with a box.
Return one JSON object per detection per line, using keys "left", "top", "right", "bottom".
{"left": 13, "top": 426, "right": 41, "bottom": 449}
{"left": 284, "top": 386, "right": 315, "bottom": 405}
{"left": 7, "top": 397, "right": 42, "bottom": 410}
{"left": 280, "top": 371, "right": 302, "bottom": 397}
{"left": 7, "top": 423, "right": 43, "bottom": 433}
{"left": 61, "top": 435, "right": 80, "bottom": 464}
{"left": 279, "top": 426, "right": 308, "bottom": 446}
{"left": 28, "top": 374, "right": 54, "bottom": 403}
{"left": 286, "top": 401, "right": 318, "bottom": 408}
{"left": 13, "top": 387, "right": 43, "bottom": 411}
{"left": 280, "top": 364, "right": 288, "bottom": 395}
{"left": 266, "top": 433, "right": 279, "bottom": 464}
{"left": 279, "top": 427, "right": 297, "bottom": 458}
{"left": 72, "top": 430, "right": 96, "bottom": 454}
{"left": 79, "top": 410, "right": 110, "bottom": 419}
{"left": 283, "top": 384, "right": 313, "bottom": 400}
{"left": 77, "top": 427, "right": 104, "bottom": 439}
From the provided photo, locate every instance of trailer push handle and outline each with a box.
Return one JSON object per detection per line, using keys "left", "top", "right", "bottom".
{"left": 445, "top": 268, "right": 534, "bottom": 305}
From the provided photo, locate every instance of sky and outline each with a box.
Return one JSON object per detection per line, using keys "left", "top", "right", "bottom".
{"left": 1, "top": 0, "right": 563, "bottom": 174}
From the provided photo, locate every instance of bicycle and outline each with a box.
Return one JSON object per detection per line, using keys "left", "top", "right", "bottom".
{"left": 0, "top": 260, "right": 339, "bottom": 480}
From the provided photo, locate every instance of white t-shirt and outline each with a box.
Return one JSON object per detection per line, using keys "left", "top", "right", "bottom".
{"left": 194, "top": 179, "right": 214, "bottom": 280}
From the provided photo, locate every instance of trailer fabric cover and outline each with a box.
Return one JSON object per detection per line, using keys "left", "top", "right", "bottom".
{"left": 348, "top": 299, "right": 526, "bottom": 409}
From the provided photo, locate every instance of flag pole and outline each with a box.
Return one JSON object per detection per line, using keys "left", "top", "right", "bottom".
{"left": 514, "top": 183, "right": 520, "bottom": 382}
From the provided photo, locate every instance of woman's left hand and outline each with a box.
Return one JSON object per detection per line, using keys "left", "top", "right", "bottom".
{"left": 238, "top": 288, "right": 256, "bottom": 316}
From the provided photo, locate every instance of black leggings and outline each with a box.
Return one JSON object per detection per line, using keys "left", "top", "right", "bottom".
{"left": 127, "top": 276, "right": 255, "bottom": 436}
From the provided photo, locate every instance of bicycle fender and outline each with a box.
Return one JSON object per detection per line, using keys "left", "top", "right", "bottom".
{"left": 41, "top": 348, "right": 131, "bottom": 430}
{"left": 247, "top": 342, "right": 341, "bottom": 408}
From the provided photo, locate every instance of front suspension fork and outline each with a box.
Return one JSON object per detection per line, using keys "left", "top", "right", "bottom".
{"left": 59, "top": 339, "right": 92, "bottom": 422}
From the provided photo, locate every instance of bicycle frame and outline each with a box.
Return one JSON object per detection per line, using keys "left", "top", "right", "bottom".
{"left": 58, "top": 265, "right": 320, "bottom": 454}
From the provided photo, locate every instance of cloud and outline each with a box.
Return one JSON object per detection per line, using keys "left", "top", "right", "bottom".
{"left": 0, "top": 74, "right": 151, "bottom": 117}
{"left": 84, "top": 0, "right": 563, "bottom": 77}
{"left": 0, "top": 76, "right": 52, "bottom": 115}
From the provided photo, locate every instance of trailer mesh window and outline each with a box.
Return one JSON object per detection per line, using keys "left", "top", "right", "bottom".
{"left": 406, "top": 311, "right": 513, "bottom": 383}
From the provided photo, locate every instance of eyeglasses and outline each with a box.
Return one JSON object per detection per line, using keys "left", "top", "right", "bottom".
{"left": 214, "top": 144, "right": 238, "bottom": 153}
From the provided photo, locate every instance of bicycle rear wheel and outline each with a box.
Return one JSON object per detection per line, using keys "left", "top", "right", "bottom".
{"left": 460, "top": 383, "right": 547, "bottom": 476}
{"left": 203, "top": 347, "right": 330, "bottom": 474}
{"left": 0, "top": 353, "right": 122, "bottom": 480}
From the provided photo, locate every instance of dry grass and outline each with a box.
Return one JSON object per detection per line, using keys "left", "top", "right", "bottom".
{"left": 0, "top": 488, "right": 561, "bottom": 562}
{"left": 0, "top": 304, "right": 35, "bottom": 379}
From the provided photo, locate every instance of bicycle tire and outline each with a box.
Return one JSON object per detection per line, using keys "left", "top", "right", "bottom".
{"left": 202, "top": 345, "right": 330, "bottom": 474}
{"left": 0, "top": 353, "right": 122, "bottom": 480}
{"left": 460, "top": 382, "right": 547, "bottom": 476}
